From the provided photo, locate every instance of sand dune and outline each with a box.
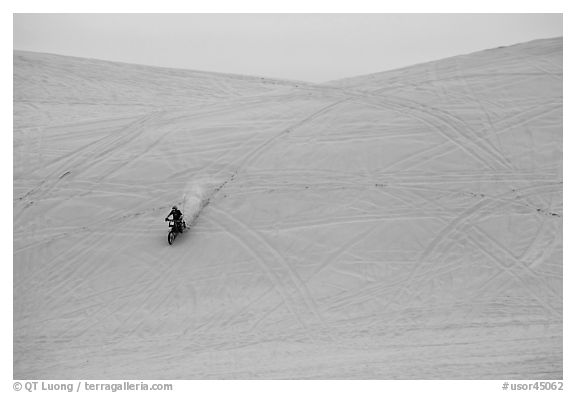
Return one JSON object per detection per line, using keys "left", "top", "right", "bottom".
{"left": 13, "top": 38, "right": 562, "bottom": 379}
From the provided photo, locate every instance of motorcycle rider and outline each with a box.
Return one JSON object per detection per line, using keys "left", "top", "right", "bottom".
{"left": 165, "top": 205, "right": 185, "bottom": 233}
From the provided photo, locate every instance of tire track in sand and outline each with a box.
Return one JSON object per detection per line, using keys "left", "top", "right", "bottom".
{"left": 326, "top": 182, "right": 561, "bottom": 319}
{"left": 209, "top": 206, "right": 331, "bottom": 339}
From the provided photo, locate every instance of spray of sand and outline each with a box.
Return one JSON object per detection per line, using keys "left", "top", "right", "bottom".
{"left": 179, "top": 177, "right": 224, "bottom": 226}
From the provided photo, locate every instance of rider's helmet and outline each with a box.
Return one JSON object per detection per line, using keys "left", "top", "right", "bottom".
{"left": 172, "top": 205, "right": 178, "bottom": 210}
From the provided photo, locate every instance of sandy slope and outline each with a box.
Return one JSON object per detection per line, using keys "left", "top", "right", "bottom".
{"left": 13, "top": 38, "right": 562, "bottom": 379}
{"left": 14, "top": 51, "right": 306, "bottom": 130}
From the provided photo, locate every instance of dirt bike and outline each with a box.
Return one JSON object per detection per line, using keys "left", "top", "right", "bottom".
{"left": 166, "top": 218, "right": 186, "bottom": 245}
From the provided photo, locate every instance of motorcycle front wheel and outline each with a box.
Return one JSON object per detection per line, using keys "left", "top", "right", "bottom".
{"left": 168, "top": 230, "right": 177, "bottom": 245}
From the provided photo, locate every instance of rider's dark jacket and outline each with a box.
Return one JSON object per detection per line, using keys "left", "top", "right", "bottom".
{"left": 166, "top": 208, "right": 183, "bottom": 221}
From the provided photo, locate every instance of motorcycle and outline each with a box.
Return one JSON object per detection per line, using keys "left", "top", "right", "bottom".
{"left": 165, "top": 218, "right": 186, "bottom": 245}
